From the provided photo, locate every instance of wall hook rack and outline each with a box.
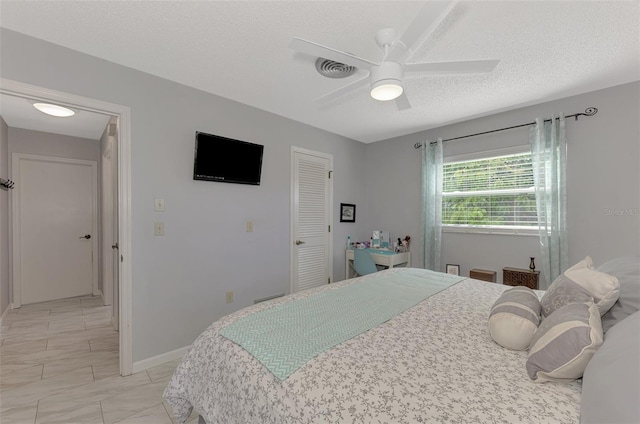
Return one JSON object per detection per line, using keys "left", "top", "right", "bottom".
{"left": 1, "top": 178, "right": 15, "bottom": 190}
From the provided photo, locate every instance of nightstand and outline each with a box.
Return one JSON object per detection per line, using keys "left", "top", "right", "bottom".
{"left": 503, "top": 267, "right": 540, "bottom": 289}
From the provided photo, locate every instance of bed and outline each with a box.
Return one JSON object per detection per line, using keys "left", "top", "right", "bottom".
{"left": 163, "top": 260, "right": 640, "bottom": 424}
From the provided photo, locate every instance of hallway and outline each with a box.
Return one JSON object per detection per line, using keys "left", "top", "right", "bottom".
{"left": 0, "top": 295, "right": 193, "bottom": 423}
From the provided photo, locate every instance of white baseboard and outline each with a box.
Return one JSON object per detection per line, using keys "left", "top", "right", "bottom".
{"left": 132, "top": 345, "right": 191, "bottom": 374}
{"left": 0, "top": 303, "right": 13, "bottom": 325}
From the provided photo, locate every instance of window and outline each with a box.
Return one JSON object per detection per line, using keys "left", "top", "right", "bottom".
{"left": 442, "top": 151, "right": 538, "bottom": 234}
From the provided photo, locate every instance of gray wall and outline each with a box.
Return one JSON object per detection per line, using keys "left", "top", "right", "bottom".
{"left": 8, "top": 127, "right": 100, "bottom": 161}
{"left": 0, "top": 29, "right": 368, "bottom": 362}
{"left": 0, "top": 116, "right": 9, "bottom": 316}
{"left": 365, "top": 81, "right": 640, "bottom": 287}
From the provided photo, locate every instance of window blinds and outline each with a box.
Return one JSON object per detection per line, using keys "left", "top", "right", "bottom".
{"left": 442, "top": 152, "right": 538, "bottom": 229}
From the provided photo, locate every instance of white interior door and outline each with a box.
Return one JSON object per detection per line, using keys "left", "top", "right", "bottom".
{"left": 101, "top": 141, "right": 114, "bottom": 306}
{"left": 111, "top": 130, "right": 119, "bottom": 330}
{"left": 13, "top": 154, "right": 98, "bottom": 306}
{"left": 101, "top": 122, "right": 120, "bottom": 330}
{"left": 291, "top": 147, "right": 333, "bottom": 293}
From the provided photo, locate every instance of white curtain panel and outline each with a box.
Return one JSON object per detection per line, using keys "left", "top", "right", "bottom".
{"left": 530, "top": 115, "right": 569, "bottom": 288}
{"left": 421, "top": 138, "right": 443, "bottom": 271}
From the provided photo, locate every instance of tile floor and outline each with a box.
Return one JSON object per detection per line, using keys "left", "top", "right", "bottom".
{"left": 0, "top": 295, "right": 196, "bottom": 424}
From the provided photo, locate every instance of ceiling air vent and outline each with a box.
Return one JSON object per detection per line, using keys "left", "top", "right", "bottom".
{"left": 315, "top": 58, "right": 357, "bottom": 79}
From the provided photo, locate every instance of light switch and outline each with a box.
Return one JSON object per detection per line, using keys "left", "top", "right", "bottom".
{"left": 154, "top": 222, "right": 165, "bottom": 236}
{"left": 246, "top": 221, "right": 253, "bottom": 232}
{"left": 154, "top": 198, "right": 165, "bottom": 212}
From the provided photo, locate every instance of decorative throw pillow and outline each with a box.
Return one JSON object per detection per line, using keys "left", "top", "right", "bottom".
{"left": 526, "top": 301, "right": 603, "bottom": 383}
{"left": 581, "top": 311, "right": 640, "bottom": 423}
{"left": 597, "top": 256, "right": 640, "bottom": 333}
{"left": 488, "top": 286, "right": 541, "bottom": 351}
{"left": 540, "top": 256, "right": 619, "bottom": 318}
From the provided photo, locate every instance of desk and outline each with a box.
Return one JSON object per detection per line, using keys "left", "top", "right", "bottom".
{"left": 345, "top": 249, "right": 411, "bottom": 279}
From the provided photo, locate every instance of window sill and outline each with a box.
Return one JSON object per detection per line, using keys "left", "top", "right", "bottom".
{"left": 442, "top": 225, "right": 538, "bottom": 237}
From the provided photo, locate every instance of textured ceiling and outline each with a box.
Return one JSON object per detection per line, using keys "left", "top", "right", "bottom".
{"left": 1, "top": 1, "right": 638, "bottom": 143}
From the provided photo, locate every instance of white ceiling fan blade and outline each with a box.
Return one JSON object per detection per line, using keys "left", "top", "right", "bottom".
{"left": 386, "top": 0, "right": 458, "bottom": 63}
{"left": 314, "top": 75, "right": 370, "bottom": 105}
{"left": 404, "top": 59, "right": 500, "bottom": 75}
{"left": 290, "top": 37, "right": 377, "bottom": 71}
{"left": 395, "top": 92, "right": 411, "bottom": 111}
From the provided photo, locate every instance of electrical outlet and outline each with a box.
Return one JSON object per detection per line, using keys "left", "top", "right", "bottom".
{"left": 246, "top": 221, "right": 253, "bottom": 232}
{"left": 226, "top": 291, "right": 234, "bottom": 304}
{"left": 154, "top": 222, "right": 165, "bottom": 236}
{"left": 154, "top": 198, "right": 165, "bottom": 212}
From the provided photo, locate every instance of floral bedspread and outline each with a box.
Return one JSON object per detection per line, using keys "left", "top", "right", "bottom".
{"left": 163, "top": 268, "right": 581, "bottom": 424}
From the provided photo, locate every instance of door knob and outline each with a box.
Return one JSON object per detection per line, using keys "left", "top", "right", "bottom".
{"left": 79, "top": 234, "right": 91, "bottom": 240}
{"left": 295, "top": 240, "right": 305, "bottom": 245}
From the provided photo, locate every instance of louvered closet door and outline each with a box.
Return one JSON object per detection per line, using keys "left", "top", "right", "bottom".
{"left": 291, "top": 148, "right": 333, "bottom": 293}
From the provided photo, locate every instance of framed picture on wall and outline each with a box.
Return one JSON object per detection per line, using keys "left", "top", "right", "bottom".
{"left": 446, "top": 264, "right": 460, "bottom": 276}
{"left": 340, "top": 203, "right": 356, "bottom": 222}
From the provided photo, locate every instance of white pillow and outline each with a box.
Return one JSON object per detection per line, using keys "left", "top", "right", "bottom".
{"left": 489, "top": 286, "right": 541, "bottom": 351}
{"left": 540, "top": 256, "right": 619, "bottom": 317}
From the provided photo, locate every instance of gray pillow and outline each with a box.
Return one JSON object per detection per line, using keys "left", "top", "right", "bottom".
{"left": 489, "top": 286, "right": 541, "bottom": 351}
{"left": 527, "top": 301, "right": 603, "bottom": 383}
{"left": 581, "top": 311, "right": 640, "bottom": 424}
{"left": 597, "top": 256, "right": 640, "bottom": 333}
{"left": 540, "top": 256, "right": 619, "bottom": 318}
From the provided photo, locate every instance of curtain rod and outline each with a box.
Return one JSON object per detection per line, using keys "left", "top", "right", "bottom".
{"left": 413, "top": 106, "right": 598, "bottom": 149}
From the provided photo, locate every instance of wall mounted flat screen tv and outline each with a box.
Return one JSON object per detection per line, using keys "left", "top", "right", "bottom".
{"left": 193, "top": 131, "right": 264, "bottom": 185}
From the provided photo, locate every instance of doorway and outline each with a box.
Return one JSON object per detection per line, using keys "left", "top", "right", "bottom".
{"left": 0, "top": 78, "right": 133, "bottom": 375}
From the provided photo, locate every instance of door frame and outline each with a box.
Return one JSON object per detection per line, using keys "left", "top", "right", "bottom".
{"left": 289, "top": 146, "right": 334, "bottom": 294}
{"left": 12, "top": 154, "right": 99, "bottom": 305}
{"left": 1, "top": 78, "right": 133, "bottom": 376}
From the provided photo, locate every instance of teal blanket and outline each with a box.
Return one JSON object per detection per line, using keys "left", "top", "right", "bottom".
{"left": 219, "top": 269, "right": 464, "bottom": 380}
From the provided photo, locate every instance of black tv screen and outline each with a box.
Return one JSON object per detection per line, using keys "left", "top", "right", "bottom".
{"left": 193, "top": 131, "right": 264, "bottom": 185}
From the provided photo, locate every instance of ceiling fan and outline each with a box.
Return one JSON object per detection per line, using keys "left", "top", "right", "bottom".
{"left": 289, "top": 0, "right": 500, "bottom": 110}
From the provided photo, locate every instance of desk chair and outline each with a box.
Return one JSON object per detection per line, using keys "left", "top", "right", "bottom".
{"left": 353, "top": 249, "right": 378, "bottom": 276}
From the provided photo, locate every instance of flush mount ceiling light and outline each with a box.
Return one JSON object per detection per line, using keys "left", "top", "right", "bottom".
{"left": 33, "top": 102, "right": 75, "bottom": 117}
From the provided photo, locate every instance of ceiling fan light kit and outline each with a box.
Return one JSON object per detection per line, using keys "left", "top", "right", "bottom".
{"left": 370, "top": 81, "right": 403, "bottom": 101}
{"left": 370, "top": 61, "right": 404, "bottom": 101}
